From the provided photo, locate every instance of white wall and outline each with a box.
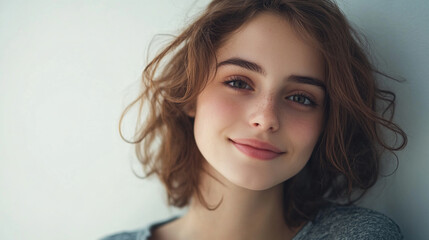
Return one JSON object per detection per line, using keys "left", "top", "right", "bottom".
{"left": 0, "top": 0, "right": 427, "bottom": 239}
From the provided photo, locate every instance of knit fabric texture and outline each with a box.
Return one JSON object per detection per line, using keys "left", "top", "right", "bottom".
{"left": 101, "top": 204, "right": 403, "bottom": 240}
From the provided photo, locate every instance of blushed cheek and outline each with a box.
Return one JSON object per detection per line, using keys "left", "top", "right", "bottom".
{"left": 193, "top": 90, "right": 240, "bottom": 155}
{"left": 288, "top": 114, "right": 323, "bottom": 151}
{"left": 197, "top": 91, "right": 241, "bottom": 125}
{"left": 193, "top": 89, "right": 242, "bottom": 161}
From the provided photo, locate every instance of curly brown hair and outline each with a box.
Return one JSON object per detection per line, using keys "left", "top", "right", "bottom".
{"left": 119, "top": 0, "right": 407, "bottom": 228}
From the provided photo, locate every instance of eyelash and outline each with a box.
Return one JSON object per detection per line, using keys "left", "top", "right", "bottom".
{"left": 223, "top": 76, "right": 254, "bottom": 90}
{"left": 223, "top": 76, "right": 317, "bottom": 107}
{"left": 286, "top": 92, "right": 317, "bottom": 107}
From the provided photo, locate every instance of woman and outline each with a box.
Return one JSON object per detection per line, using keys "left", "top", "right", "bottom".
{"left": 103, "top": 0, "right": 407, "bottom": 239}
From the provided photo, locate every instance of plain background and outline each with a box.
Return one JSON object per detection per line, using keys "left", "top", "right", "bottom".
{"left": 0, "top": 0, "right": 428, "bottom": 239}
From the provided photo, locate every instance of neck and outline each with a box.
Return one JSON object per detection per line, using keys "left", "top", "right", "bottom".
{"left": 176, "top": 163, "right": 299, "bottom": 240}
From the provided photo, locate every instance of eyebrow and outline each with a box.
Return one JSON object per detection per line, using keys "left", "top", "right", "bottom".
{"left": 217, "top": 57, "right": 326, "bottom": 91}
{"left": 217, "top": 57, "right": 266, "bottom": 75}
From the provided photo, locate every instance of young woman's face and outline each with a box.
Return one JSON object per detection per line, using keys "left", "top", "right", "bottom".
{"left": 192, "top": 12, "right": 326, "bottom": 191}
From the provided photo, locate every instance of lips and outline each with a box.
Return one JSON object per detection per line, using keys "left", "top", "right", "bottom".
{"left": 229, "top": 138, "right": 285, "bottom": 160}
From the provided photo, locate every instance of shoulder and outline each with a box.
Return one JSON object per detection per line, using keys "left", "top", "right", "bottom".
{"left": 100, "top": 229, "right": 142, "bottom": 240}
{"left": 99, "top": 216, "right": 180, "bottom": 240}
{"left": 298, "top": 204, "right": 403, "bottom": 240}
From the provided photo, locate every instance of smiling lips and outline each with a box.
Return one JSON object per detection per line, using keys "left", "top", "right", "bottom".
{"left": 230, "top": 138, "right": 285, "bottom": 160}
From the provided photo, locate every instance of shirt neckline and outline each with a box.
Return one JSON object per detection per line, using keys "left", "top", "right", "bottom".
{"left": 141, "top": 215, "right": 313, "bottom": 240}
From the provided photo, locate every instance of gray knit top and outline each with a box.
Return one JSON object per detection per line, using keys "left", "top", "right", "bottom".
{"left": 101, "top": 204, "right": 403, "bottom": 240}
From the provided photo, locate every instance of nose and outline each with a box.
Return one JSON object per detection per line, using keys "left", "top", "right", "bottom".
{"left": 249, "top": 94, "right": 280, "bottom": 132}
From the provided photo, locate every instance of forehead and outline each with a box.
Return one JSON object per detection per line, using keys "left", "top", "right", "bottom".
{"left": 215, "top": 12, "right": 325, "bottom": 81}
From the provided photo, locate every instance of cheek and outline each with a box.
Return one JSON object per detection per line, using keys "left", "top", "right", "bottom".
{"left": 195, "top": 89, "right": 241, "bottom": 126}
{"left": 287, "top": 112, "right": 324, "bottom": 151}
{"left": 193, "top": 88, "right": 240, "bottom": 148}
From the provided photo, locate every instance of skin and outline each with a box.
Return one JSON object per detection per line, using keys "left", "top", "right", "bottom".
{"left": 151, "top": 12, "right": 326, "bottom": 240}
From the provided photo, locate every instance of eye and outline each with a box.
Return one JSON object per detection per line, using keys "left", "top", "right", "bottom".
{"left": 286, "top": 93, "right": 316, "bottom": 106}
{"left": 223, "top": 77, "right": 253, "bottom": 90}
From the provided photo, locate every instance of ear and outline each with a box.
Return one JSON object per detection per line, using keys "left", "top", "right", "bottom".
{"left": 183, "top": 102, "right": 196, "bottom": 117}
